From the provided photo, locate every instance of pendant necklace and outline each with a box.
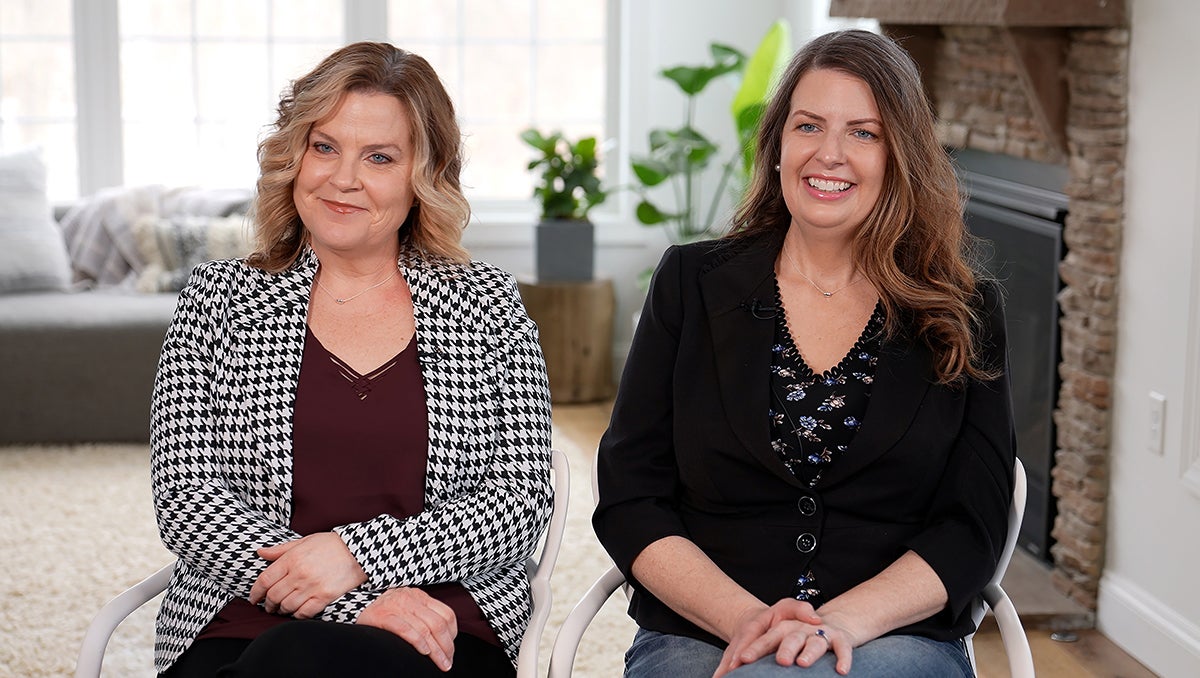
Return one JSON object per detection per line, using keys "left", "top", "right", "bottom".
{"left": 316, "top": 266, "right": 399, "bottom": 305}
{"left": 782, "top": 245, "right": 862, "bottom": 298}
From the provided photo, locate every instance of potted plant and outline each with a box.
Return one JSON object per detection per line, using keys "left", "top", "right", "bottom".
{"left": 520, "top": 128, "right": 607, "bottom": 282}
{"left": 630, "top": 20, "right": 791, "bottom": 286}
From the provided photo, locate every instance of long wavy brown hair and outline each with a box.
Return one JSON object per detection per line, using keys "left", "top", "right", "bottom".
{"left": 247, "top": 42, "right": 470, "bottom": 272}
{"left": 730, "top": 29, "right": 992, "bottom": 384}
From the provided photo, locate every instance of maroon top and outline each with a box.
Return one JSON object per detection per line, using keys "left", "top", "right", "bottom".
{"left": 196, "top": 327, "right": 500, "bottom": 647}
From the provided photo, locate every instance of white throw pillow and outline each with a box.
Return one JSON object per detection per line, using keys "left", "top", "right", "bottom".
{"left": 132, "top": 213, "right": 255, "bottom": 293}
{"left": 0, "top": 146, "right": 72, "bottom": 292}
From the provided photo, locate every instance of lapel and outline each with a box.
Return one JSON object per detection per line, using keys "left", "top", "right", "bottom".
{"left": 818, "top": 324, "right": 935, "bottom": 488}
{"left": 699, "top": 232, "right": 801, "bottom": 484}
{"left": 398, "top": 252, "right": 462, "bottom": 502}
{"left": 228, "top": 250, "right": 316, "bottom": 491}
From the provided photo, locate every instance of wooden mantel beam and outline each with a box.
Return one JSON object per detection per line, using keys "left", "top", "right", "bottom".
{"left": 830, "top": 0, "right": 1127, "bottom": 27}
{"left": 1004, "top": 27, "right": 1070, "bottom": 158}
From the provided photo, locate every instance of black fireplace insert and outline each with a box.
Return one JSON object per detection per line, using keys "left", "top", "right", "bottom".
{"left": 953, "top": 148, "right": 1069, "bottom": 562}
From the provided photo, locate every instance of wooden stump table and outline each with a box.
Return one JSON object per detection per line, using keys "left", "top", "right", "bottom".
{"left": 517, "top": 277, "right": 615, "bottom": 404}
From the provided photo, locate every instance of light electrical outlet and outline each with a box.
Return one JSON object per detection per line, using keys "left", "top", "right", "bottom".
{"left": 1148, "top": 391, "right": 1166, "bottom": 456}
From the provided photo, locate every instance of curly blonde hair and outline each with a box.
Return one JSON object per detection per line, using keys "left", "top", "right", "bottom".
{"left": 730, "top": 30, "right": 992, "bottom": 385}
{"left": 247, "top": 42, "right": 470, "bottom": 271}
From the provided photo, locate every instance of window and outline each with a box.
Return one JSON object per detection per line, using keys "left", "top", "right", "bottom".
{"left": 387, "top": 0, "right": 607, "bottom": 202}
{"left": 0, "top": 0, "right": 608, "bottom": 205}
{"left": 0, "top": 0, "right": 77, "bottom": 200}
{"left": 117, "top": 0, "right": 343, "bottom": 190}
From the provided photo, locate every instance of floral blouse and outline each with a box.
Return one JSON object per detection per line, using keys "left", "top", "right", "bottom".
{"left": 769, "top": 283, "right": 885, "bottom": 601}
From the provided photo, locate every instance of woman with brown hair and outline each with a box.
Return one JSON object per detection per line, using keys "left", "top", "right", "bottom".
{"left": 150, "top": 42, "right": 551, "bottom": 677}
{"left": 593, "top": 29, "right": 1015, "bottom": 677}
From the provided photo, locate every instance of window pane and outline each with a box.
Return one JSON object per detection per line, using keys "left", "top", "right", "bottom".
{"left": 462, "top": 122, "right": 532, "bottom": 200}
{"left": 271, "top": 0, "right": 343, "bottom": 39}
{"left": 196, "top": 43, "right": 269, "bottom": 120}
{"left": 0, "top": 0, "right": 73, "bottom": 37}
{"left": 0, "top": 0, "right": 76, "bottom": 200}
{"left": 119, "top": 0, "right": 341, "bottom": 191}
{"left": 388, "top": 0, "right": 456, "bottom": 40}
{"left": 122, "top": 118, "right": 198, "bottom": 187}
{"left": 389, "top": 0, "right": 607, "bottom": 203}
{"left": 120, "top": 41, "right": 194, "bottom": 123}
{"left": 195, "top": 0, "right": 268, "bottom": 38}
{"left": 534, "top": 43, "right": 604, "bottom": 124}
{"left": 538, "top": 1, "right": 605, "bottom": 41}
{"left": 461, "top": 0, "right": 530, "bottom": 40}
{"left": 10, "top": 121, "right": 77, "bottom": 200}
{"left": 1, "top": 42, "right": 75, "bottom": 118}
{"left": 119, "top": 0, "right": 191, "bottom": 39}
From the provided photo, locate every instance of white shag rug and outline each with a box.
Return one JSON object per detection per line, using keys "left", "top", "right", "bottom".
{"left": 0, "top": 435, "right": 635, "bottom": 677}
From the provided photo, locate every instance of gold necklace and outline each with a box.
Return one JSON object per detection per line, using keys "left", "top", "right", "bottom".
{"left": 782, "top": 245, "right": 862, "bottom": 298}
{"left": 316, "top": 266, "right": 398, "bottom": 305}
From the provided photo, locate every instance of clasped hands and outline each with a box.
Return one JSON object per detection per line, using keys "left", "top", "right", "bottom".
{"left": 250, "top": 533, "right": 459, "bottom": 672}
{"left": 714, "top": 599, "right": 856, "bottom": 677}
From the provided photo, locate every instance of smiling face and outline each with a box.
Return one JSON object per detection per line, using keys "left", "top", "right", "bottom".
{"left": 778, "top": 68, "right": 888, "bottom": 239}
{"left": 293, "top": 90, "right": 416, "bottom": 261}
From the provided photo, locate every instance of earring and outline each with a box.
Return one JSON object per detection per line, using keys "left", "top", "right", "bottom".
{"left": 774, "top": 163, "right": 781, "bottom": 172}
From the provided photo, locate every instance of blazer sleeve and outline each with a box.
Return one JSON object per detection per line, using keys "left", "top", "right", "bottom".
{"left": 903, "top": 281, "right": 1017, "bottom": 619}
{"left": 150, "top": 261, "right": 303, "bottom": 597}
{"left": 592, "top": 246, "right": 691, "bottom": 582}
{"left": 331, "top": 274, "right": 555, "bottom": 593}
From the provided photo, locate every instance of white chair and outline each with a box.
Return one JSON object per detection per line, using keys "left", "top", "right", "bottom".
{"left": 76, "top": 448, "right": 571, "bottom": 678}
{"left": 548, "top": 458, "right": 1034, "bottom": 678}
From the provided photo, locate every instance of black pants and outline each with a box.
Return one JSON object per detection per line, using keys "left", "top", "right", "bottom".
{"left": 159, "top": 620, "right": 515, "bottom": 677}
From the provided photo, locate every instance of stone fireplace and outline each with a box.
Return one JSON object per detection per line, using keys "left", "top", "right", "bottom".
{"left": 831, "top": 0, "right": 1130, "bottom": 612}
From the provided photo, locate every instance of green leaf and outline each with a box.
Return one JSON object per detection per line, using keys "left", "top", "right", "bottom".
{"left": 635, "top": 200, "right": 669, "bottom": 225}
{"left": 520, "top": 127, "right": 605, "bottom": 220}
{"left": 574, "top": 136, "right": 597, "bottom": 158}
{"left": 731, "top": 20, "right": 792, "bottom": 135}
{"left": 736, "top": 103, "right": 767, "bottom": 171}
{"left": 519, "top": 128, "right": 544, "bottom": 148}
{"left": 660, "top": 65, "right": 712, "bottom": 95}
{"left": 648, "top": 128, "right": 676, "bottom": 152}
{"left": 632, "top": 159, "right": 671, "bottom": 186}
{"left": 709, "top": 42, "right": 747, "bottom": 74}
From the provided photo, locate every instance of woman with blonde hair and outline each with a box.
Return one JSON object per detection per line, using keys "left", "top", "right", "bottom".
{"left": 151, "top": 42, "right": 551, "bottom": 677}
{"left": 594, "top": 29, "right": 1015, "bottom": 677}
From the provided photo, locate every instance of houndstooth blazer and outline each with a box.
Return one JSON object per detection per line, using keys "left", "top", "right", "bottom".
{"left": 149, "top": 246, "right": 553, "bottom": 672}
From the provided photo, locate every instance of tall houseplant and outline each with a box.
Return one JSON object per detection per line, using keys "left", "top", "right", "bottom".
{"left": 521, "top": 128, "right": 607, "bottom": 282}
{"left": 630, "top": 20, "right": 792, "bottom": 258}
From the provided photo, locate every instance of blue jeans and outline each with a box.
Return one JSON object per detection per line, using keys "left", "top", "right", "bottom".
{"left": 624, "top": 628, "right": 974, "bottom": 678}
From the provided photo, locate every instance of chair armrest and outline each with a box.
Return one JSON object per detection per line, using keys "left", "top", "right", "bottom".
{"left": 548, "top": 564, "right": 627, "bottom": 678}
{"left": 75, "top": 562, "right": 175, "bottom": 678}
{"left": 982, "top": 582, "right": 1036, "bottom": 678}
{"left": 516, "top": 448, "right": 571, "bottom": 678}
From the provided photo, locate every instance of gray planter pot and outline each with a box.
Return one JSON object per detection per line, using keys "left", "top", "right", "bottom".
{"left": 535, "top": 219, "right": 594, "bottom": 282}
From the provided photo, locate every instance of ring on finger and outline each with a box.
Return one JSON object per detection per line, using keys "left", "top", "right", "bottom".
{"left": 814, "top": 629, "right": 829, "bottom": 645}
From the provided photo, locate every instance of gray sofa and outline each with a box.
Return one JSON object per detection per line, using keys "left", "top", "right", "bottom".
{"left": 0, "top": 182, "right": 251, "bottom": 445}
{"left": 0, "top": 289, "right": 176, "bottom": 444}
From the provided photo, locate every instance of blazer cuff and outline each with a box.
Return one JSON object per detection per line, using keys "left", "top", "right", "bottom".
{"left": 593, "top": 500, "right": 689, "bottom": 583}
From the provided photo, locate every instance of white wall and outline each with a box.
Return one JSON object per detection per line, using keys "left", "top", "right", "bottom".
{"left": 1099, "top": 1, "right": 1200, "bottom": 675}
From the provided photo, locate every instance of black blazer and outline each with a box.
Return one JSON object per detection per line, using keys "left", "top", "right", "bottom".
{"left": 592, "top": 232, "right": 1016, "bottom": 647}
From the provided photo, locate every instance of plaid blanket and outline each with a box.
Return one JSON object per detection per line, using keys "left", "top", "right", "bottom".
{"left": 59, "top": 185, "right": 252, "bottom": 288}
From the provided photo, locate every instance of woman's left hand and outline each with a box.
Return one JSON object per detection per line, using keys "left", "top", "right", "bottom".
{"left": 713, "top": 599, "right": 855, "bottom": 677}
{"left": 249, "top": 532, "right": 368, "bottom": 618}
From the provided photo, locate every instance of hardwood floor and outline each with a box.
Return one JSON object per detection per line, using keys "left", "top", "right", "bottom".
{"left": 551, "top": 401, "right": 1158, "bottom": 678}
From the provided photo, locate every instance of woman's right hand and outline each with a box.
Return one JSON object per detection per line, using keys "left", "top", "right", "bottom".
{"left": 714, "top": 599, "right": 837, "bottom": 677}
{"left": 356, "top": 587, "right": 459, "bottom": 672}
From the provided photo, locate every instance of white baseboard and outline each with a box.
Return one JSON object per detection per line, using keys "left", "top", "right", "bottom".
{"left": 1098, "top": 571, "right": 1200, "bottom": 677}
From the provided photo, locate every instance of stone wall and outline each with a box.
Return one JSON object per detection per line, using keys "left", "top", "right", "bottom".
{"left": 915, "top": 25, "right": 1130, "bottom": 610}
